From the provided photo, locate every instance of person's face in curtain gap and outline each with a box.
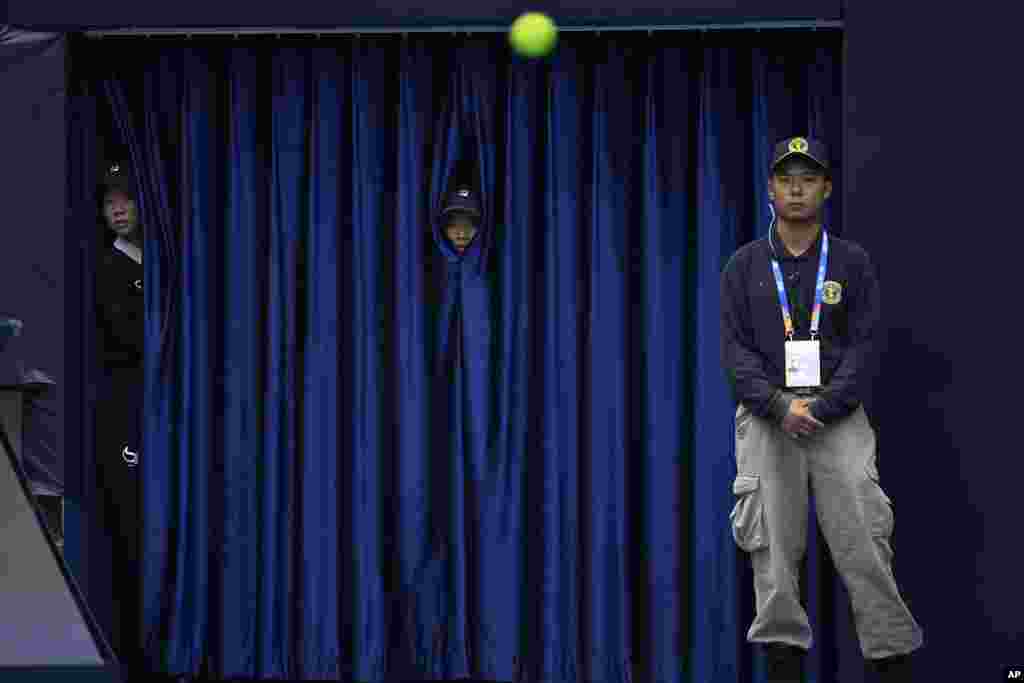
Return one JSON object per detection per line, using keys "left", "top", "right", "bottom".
{"left": 103, "top": 188, "right": 139, "bottom": 238}
{"left": 444, "top": 211, "right": 479, "bottom": 254}
{"left": 769, "top": 157, "right": 832, "bottom": 224}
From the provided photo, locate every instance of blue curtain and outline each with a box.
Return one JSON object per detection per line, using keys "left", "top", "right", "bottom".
{"left": 69, "top": 31, "right": 846, "bottom": 683}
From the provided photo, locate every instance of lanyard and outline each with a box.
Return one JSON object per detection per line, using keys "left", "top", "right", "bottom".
{"left": 770, "top": 229, "right": 828, "bottom": 341}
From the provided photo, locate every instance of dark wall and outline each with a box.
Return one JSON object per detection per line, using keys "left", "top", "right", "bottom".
{"left": 844, "top": 2, "right": 1022, "bottom": 679}
{"left": 0, "top": 34, "right": 65, "bottom": 489}
{"left": 6, "top": 0, "right": 839, "bottom": 29}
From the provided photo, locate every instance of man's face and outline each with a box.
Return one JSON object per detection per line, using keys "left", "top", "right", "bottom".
{"left": 444, "top": 212, "right": 479, "bottom": 254}
{"left": 103, "top": 189, "right": 138, "bottom": 236}
{"left": 769, "top": 158, "right": 831, "bottom": 222}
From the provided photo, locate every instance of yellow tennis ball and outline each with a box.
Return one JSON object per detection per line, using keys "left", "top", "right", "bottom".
{"left": 508, "top": 12, "right": 558, "bottom": 58}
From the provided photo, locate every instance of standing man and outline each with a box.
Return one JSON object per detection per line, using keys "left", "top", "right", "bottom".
{"left": 95, "top": 159, "right": 143, "bottom": 680}
{"left": 720, "top": 137, "right": 924, "bottom": 682}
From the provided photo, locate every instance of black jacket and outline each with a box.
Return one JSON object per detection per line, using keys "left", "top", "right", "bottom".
{"left": 95, "top": 242, "right": 144, "bottom": 370}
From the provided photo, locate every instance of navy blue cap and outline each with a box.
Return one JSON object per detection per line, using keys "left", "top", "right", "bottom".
{"left": 442, "top": 186, "right": 481, "bottom": 216}
{"left": 771, "top": 137, "right": 830, "bottom": 173}
{"left": 102, "top": 161, "right": 136, "bottom": 197}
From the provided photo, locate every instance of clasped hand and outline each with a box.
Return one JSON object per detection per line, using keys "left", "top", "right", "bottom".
{"left": 782, "top": 398, "right": 824, "bottom": 439}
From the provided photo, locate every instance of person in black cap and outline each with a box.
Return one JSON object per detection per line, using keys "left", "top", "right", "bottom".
{"left": 440, "top": 184, "right": 482, "bottom": 256}
{"left": 720, "top": 137, "right": 923, "bottom": 682}
{"left": 94, "top": 159, "right": 143, "bottom": 678}
{"left": 425, "top": 181, "right": 486, "bottom": 372}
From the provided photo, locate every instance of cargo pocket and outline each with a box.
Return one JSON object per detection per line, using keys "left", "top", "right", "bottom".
{"left": 735, "top": 404, "right": 754, "bottom": 440}
{"left": 730, "top": 474, "right": 768, "bottom": 552}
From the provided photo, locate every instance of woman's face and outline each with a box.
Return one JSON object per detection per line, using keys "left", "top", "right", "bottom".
{"left": 103, "top": 189, "right": 138, "bottom": 236}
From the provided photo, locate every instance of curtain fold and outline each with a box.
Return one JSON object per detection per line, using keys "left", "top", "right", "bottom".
{"left": 638, "top": 41, "right": 694, "bottom": 683}
{"left": 297, "top": 46, "right": 343, "bottom": 680}
{"left": 346, "top": 39, "right": 392, "bottom": 681}
{"left": 70, "top": 32, "right": 843, "bottom": 683}
{"left": 582, "top": 36, "right": 635, "bottom": 683}
{"left": 539, "top": 39, "right": 584, "bottom": 683}
{"left": 219, "top": 45, "right": 271, "bottom": 677}
{"left": 692, "top": 43, "right": 746, "bottom": 683}
{"left": 392, "top": 36, "right": 442, "bottom": 680}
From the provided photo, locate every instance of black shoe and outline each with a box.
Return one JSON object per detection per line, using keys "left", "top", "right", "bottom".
{"left": 869, "top": 652, "right": 913, "bottom": 682}
{"left": 764, "top": 643, "right": 805, "bottom": 683}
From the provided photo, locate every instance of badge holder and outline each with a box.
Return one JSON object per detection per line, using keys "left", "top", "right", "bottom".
{"left": 784, "top": 332, "right": 822, "bottom": 388}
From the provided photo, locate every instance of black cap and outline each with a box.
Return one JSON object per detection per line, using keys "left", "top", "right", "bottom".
{"left": 442, "top": 185, "right": 481, "bottom": 216}
{"left": 101, "top": 161, "right": 136, "bottom": 197}
{"left": 770, "top": 136, "right": 830, "bottom": 174}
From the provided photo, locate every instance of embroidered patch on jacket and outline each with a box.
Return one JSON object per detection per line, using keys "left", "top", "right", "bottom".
{"left": 823, "top": 280, "right": 842, "bottom": 305}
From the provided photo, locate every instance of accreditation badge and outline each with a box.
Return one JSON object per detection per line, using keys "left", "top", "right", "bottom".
{"left": 784, "top": 340, "right": 821, "bottom": 388}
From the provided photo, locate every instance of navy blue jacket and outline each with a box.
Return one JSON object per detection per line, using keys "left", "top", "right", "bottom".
{"left": 720, "top": 223, "right": 881, "bottom": 425}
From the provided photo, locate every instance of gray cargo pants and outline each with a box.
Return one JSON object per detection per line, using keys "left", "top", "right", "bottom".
{"left": 730, "top": 401, "right": 924, "bottom": 660}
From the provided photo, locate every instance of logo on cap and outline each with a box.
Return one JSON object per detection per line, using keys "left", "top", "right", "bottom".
{"left": 788, "top": 137, "right": 809, "bottom": 154}
{"left": 457, "top": 189, "right": 470, "bottom": 198}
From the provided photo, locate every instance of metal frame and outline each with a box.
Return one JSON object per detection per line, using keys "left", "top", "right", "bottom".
{"left": 84, "top": 19, "right": 842, "bottom": 38}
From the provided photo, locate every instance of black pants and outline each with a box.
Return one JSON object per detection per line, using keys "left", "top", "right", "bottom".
{"left": 95, "top": 365, "right": 142, "bottom": 674}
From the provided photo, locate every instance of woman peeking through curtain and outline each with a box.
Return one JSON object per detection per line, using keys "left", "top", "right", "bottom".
{"left": 94, "top": 155, "right": 144, "bottom": 676}
{"left": 416, "top": 148, "right": 508, "bottom": 674}
{"left": 441, "top": 186, "right": 481, "bottom": 256}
